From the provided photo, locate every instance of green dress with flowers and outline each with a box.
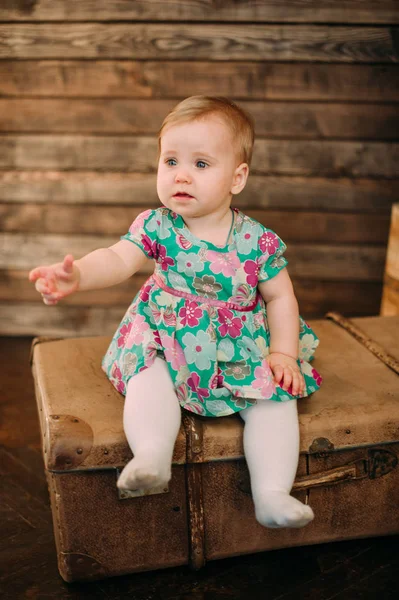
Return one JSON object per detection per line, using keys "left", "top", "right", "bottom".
{"left": 102, "top": 207, "right": 322, "bottom": 417}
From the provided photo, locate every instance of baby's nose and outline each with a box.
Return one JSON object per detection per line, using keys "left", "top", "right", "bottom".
{"left": 175, "top": 170, "right": 191, "bottom": 184}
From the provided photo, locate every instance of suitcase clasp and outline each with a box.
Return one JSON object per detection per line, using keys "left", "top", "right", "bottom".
{"left": 368, "top": 448, "right": 398, "bottom": 479}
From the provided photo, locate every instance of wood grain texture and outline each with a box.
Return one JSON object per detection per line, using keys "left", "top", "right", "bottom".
{"left": 2, "top": 61, "right": 398, "bottom": 100}
{"left": 0, "top": 204, "right": 390, "bottom": 244}
{"left": 2, "top": 99, "right": 399, "bottom": 140}
{"left": 380, "top": 204, "right": 399, "bottom": 316}
{"left": 0, "top": 302, "right": 127, "bottom": 336}
{"left": 1, "top": 7, "right": 397, "bottom": 336}
{"left": 1, "top": 0, "right": 398, "bottom": 24}
{"left": 1, "top": 269, "right": 383, "bottom": 317}
{"left": 0, "top": 24, "right": 398, "bottom": 62}
{"left": 1, "top": 136, "right": 398, "bottom": 177}
{"left": 1, "top": 232, "right": 387, "bottom": 281}
{"left": 1, "top": 172, "right": 397, "bottom": 212}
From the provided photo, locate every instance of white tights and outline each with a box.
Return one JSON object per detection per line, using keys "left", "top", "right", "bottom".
{"left": 117, "top": 357, "right": 314, "bottom": 529}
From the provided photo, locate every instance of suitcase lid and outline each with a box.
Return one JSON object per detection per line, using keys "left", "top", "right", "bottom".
{"left": 31, "top": 315, "right": 399, "bottom": 472}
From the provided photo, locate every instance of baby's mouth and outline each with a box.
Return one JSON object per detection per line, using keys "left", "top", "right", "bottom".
{"left": 173, "top": 192, "right": 194, "bottom": 199}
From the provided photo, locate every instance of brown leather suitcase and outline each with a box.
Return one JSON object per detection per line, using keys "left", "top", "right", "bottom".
{"left": 30, "top": 313, "right": 399, "bottom": 583}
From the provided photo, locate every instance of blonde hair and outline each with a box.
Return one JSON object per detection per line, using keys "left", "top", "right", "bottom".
{"left": 158, "top": 96, "right": 255, "bottom": 166}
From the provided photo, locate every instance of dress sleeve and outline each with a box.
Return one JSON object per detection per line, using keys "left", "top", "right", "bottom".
{"left": 121, "top": 209, "right": 159, "bottom": 259}
{"left": 257, "top": 226, "right": 288, "bottom": 282}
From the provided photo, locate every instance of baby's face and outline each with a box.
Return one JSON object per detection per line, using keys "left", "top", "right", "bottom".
{"left": 157, "top": 115, "right": 243, "bottom": 220}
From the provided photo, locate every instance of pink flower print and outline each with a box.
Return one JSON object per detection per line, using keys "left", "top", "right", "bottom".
{"left": 139, "top": 282, "right": 152, "bottom": 302}
{"left": 243, "top": 260, "right": 259, "bottom": 287}
{"left": 158, "top": 244, "right": 175, "bottom": 271}
{"left": 210, "top": 367, "right": 224, "bottom": 389}
{"left": 184, "top": 402, "right": 206, "bottom": 415}
{"left": 252, "top": 360, "right": 275, "bottom": 399}
{"left": 206, "top": 250, "right": 240, "bottom": 278}
{"left": 176, "top": 383, "right": 205, "bottom": 415}
{"left": 179, "top": 301, "right": 203, "bottom": 327}
{"left": 154, "top": 329, "right": 162, "bottom": 346}
{"left": 144, "top": 342, "right": 158, "bottom": 367}
{"left": 111, "top": 363, "right": 125, "bottom": 394}
{"left": 177, "top": 234, "right": 193, "bottom": 250}
{"left": 259, "top": 231, "right": 280, "bottom": 255}
{"left": 141, "top": 234, "right": 158, "bottom": 259}
{"left": 312, "top": 368, "right": 323, "bottom": 386}
{"left": 187, "top": 371, "right": 210, "bottom": 403}
{"left": 128, "top": 210, "right": 152, "bottom": 235}
{"left": 125, "top": 314, "right": 150, "bottom": 348}
{"left": 162, "top": 335, "right": 186, "bottom": 371}
{"left": 217, "top": 308, "right": 243, "bottom": 338}
{"left": 176, "top": 382, "right": 190, "bottom": 404}
{"left": 253, "top": 312, "right": 265, "bottom": 330}
{"left": 230, "top": 283, "right": 252, "bottom": 305}
{"left": 117, "top": 322, "right": 132, "bottom": 348}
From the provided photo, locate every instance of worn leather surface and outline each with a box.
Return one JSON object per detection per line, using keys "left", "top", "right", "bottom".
{"left": 46, "top": 467, "right": 189, "bottom": 581}
{"left": 32, "top": 316, "right": 399, "bottom": 472}
{"left": 201, "top": 444, "right": 399, "bottom": 560}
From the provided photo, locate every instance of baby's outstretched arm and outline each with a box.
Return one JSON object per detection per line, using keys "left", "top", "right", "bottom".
{"left": 29, "top": 240, "right": 149, "bottom": 305}
{"left": 258, "top": 269, "right": 305, "bottom": 396}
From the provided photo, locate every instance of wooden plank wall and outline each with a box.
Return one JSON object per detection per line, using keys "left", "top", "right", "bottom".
{"left": 1, "top": 0, "right": 398, "bottom": 336}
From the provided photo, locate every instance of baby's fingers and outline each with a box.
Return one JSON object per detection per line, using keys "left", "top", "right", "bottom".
{"left": 42, "top": 294, "right": 59, "bottom": 306}
{"left": 271, "top": 364, "right": 284, "bottom": 383}
{"left": 29, "top": 266, "right": 49, "bottom": 283}
{"left": 41, "top": 287, "right": 66, "bottom": 305}
{"left": 63, "top": 254, "right": 74, "bottom": 273}
{"left": 281, "top": 367, "right": 293, "bottom": 391}
{"left": 289, "top": 370, "right": 306, "bottom": 397}
{"left": 34, "top": 277, "right": 52, "bottom": 294}
{"left": 291, "top": 370, "right": 302, "bottom": 396}
{"left": 55, "top": 255, "right": 75, "bottom": 281}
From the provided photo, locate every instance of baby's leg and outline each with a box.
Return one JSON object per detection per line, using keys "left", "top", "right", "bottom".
{"left": 239, "top": 399, "right": 314, "bottom": 528}
{"left": 117, "top": 357, "right": 181, "bottom": 491}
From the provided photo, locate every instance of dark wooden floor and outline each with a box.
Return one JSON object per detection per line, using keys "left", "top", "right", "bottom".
{"left": 1, "top": 336, "right": 398, "bottom": 600}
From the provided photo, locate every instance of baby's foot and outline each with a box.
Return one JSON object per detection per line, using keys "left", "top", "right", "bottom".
{"left": 254, "top": 490, "right": 314, "bottom": 529}
{"left": 117, "top": 456, "right": 171, "bottom": 492}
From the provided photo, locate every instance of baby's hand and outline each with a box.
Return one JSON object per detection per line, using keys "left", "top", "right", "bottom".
{"left": 28, "top": 254, "right": 80, "bottom": 305}
{"left": 266, "top": 352, "right": 305, "bottom": 397}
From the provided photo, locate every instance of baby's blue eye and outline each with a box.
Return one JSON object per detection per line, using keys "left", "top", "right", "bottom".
{"left": 196, "top": 160, "right": 208, "bottom": 169}
{"left": 166, "top": 158, "right": 177, "bottom": 166}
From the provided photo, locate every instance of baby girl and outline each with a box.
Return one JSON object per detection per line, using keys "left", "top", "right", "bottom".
{"left": 29, "top": 96, "right": 322, "bottom": 529}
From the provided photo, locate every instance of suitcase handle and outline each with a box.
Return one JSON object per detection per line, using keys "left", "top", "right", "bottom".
{"left": 238, "top": 448, "right": 398, "bottom": 495}
{"left": 292, "top": 460, "right": 366, "bottom": 491}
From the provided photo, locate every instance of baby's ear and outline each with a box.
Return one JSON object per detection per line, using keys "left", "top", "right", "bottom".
{"left": 231, "top": 163, "right": 249, "bottom": 195}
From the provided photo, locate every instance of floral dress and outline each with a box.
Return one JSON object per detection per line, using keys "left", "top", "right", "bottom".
{"left": 102, "top": 207, "right": 322, "bottom": 417}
